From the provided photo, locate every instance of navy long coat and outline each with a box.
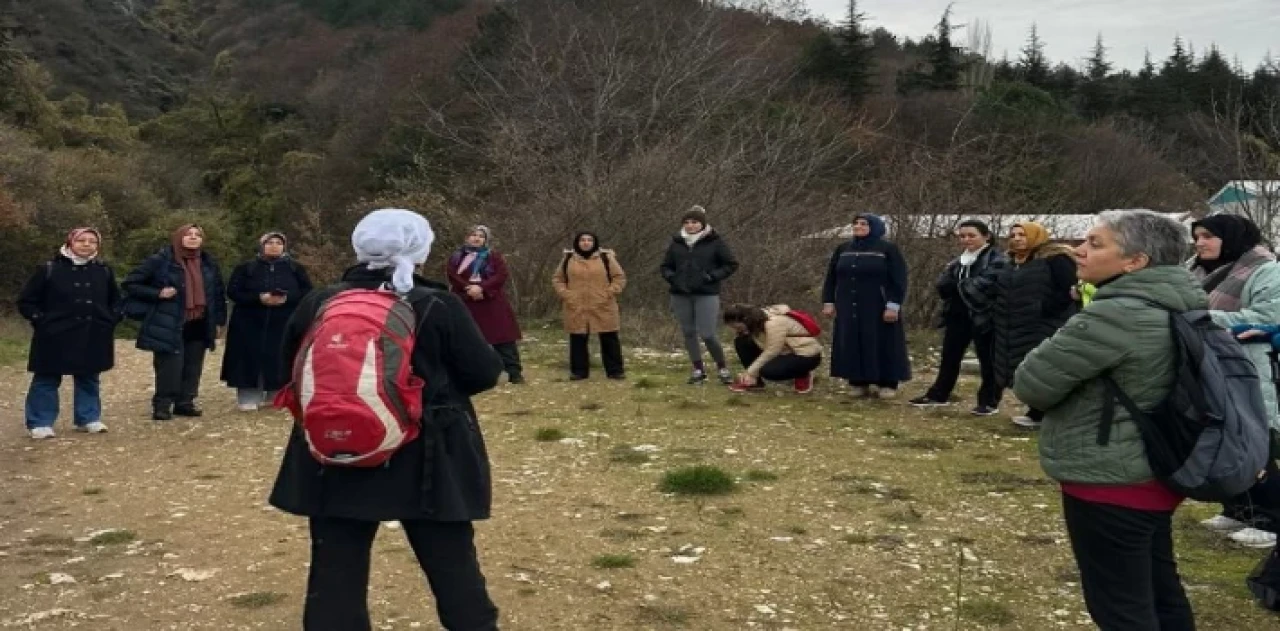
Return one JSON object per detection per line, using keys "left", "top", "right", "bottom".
{"left": 219, "top": 257, "right": 313, "bottom": 391}
{"left": 821, "top": 215, "right": 912, "bottom": 384}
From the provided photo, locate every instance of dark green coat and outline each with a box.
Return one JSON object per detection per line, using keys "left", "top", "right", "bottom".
{"left": 1013, "top": 266, "right": 1208, "bottom": 484}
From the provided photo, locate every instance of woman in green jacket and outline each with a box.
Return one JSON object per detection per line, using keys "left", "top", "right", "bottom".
{"left": 1013, "top": 210, "right": 1200, "bottom": 631}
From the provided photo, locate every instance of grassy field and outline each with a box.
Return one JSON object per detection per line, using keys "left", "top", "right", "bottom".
{"left": 0, "top": 328, "right": 1276, "bottom": 629}
{"left": 0, "top": 318, "right": 28, "bottom": 368}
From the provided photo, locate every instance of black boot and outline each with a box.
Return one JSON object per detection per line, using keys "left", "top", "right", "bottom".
{"left": 173, "top": 404, "right": 203, "bottom": 417}
{"left": 153, "top": 406, "right": 173, "bottom": 421}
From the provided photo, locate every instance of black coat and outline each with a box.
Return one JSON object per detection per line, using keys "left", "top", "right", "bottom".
{"left": 268, "top": 266, "right": 504, "bottom": 523}
{"left": 990, "top": 246, "right": 1078, "bottom": 388}
{"left": 821, "top": 239, "right": 912, "bottom": 383}
{"left": 16, "top": 256, "right": 121, "bottom": 375}
{"left": 219, "top": 257, "right": 313, "bottom": 391}
{"left": 935, "top": 246, "right": 1009, "bottom": 330}
{"left": 660, "top": 231, "right": 739, "bottom": 295}
{"left": 121, "top": 247, "right": 228, "bottom": 354}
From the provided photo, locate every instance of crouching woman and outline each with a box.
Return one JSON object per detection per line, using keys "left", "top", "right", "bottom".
{"left": 1013, "top": 210, "right": 1198, "bottom": 630}
{"left": 723, "top": 304, "right": 822, "bottom": 394}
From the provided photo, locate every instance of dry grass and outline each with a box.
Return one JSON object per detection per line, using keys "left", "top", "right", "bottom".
{"left": 0, "top": 332, "right": 1272, "bottom": 630}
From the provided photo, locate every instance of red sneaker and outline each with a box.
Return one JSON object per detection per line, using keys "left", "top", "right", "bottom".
{"left": 794, "top": 373, "right": 813, "bottom": 394}
{"left": 728, "top": 380, "right": 754, "bottom": 393}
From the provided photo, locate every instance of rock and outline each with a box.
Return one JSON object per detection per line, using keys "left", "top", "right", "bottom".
{"left": 48, "top": 573, "right": 76, "bottom": 585}
{"left": 167, "top": 568, "right": 217, "bottom": 582}
{"left": 595, "top": 580, "right": 612, "bottom": 592}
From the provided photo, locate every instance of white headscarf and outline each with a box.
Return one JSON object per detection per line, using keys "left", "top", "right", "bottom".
{"left": 351, "top": 208, "right": 435, "bottom": 294}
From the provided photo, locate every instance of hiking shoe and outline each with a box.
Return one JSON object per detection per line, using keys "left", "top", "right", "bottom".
{"left": 174, "top": 405, "right": 203, "bottom": 418}
{"left": 29, "top": 427, "right": 56, "bottom": 440}
{"left": 75, "top": 421, "right": 108, "bottom": 434}
{"left": 606, "top": 373, "right": 626, "bottom": 381}
{"left": 153, "top": 410, "right": 173, "bottom": 421}
{"left": 717, "top": 368, "right": 734, "bottom": 385}
{"left": 1230, "top": 527, "right": 1277, "bottom": 548}
{"left": 569, "top": 374, "right": 588, "bottom": 382}
{"left": 509, "top": 374, "right": 526, "bottom": 385}
{"left": 1011, "top": 416, "right": 1042, "bottom": 429}
{"left": 794, "top": 373, "right": 813, "bottom": 394}
{"left": 687, "top": 370, "right": 707, "bottom": 385}
{"left": 1202, "top": 515, "right": 1248, "bottom": 532}
{"left": 970, "top": 405, "right": 1000, "bottom": 417}
{"left": 909, "top": 395, "right": 948, "bottom": 408}
{"left": 849, "top": 385, "right": 869, "bottom": 398}
{"left": 876, "top": 388, "right": 898, "bottom": 400}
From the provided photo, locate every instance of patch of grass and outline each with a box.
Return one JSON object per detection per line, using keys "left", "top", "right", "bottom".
{"left": 899, "top": 437, "right": 954, "bottom": 451}
{"left": 591, "top": 553, "right": 636, "bottom": 569}
{"left": 194, "top": 473, "right": 223, "bottom": 481}
{"left": 881, "top": 429, "right": 903, "bottom": 439}
{"left": 632, "top": 376, "right": 658, "bottom": 389}
{"left": 873, "top": 534, "right": 906, "bottom": 549}
{"left": 959, "top": 599, "right": 1016, "bottom": 626}
{"left": 958, "top": 471, "right": 1048, "bottom": 488}
{"left": 517, "top": 587, "right": 538, "bottom": 597}
{"left": 882, "top": 505, "right": 924, "bottom": 524}
{"left": 227, "top": 591, "right": 287, "bottom": 609}
{"left": 743, "top": 469, "right": 778, "bottom": 482}
{"left": 533, "top": 427, "right": 566, "bottom": 442}
{"left": 725, "top": 396, "right": 751, "bottom": 407}
{"left": 841, "top": 533, "right": 874, "bottom": 544}
{"left": 1019, "top": 534, "right": 1058, "bottom": 546}
{"left": 81, "top": 487, "right": 104, "bottom": 496}
{"left": 27, "top": 534, "right": 75, "bottom": 547}
{"left": 717, "top": 506, "right": 746, "bottom": 517}
{"left": 614, "top": 512, "right": 646, "bottom": 522}
{"left": 0, "top": 318, "right": 28, "bottom": 367}
{"left": 89, "top": 530, "right": 137, "bottom": 546}
{"left": 580, "top": 402, "right": 604, "bottom": 412}
{"left": 659, "top": 465, "right": 736, "bottom": 496}
{"left": 670, "top": 398, "right": 709, "bottom": 410}
{"left": 609, "top": 446, "right": 651, "bottom": 464}
{"left": 502, "top": 409, "right": 534, "bottom": 417}
{"left": 634, "top": 604, "right": 692, "bottom": 626}
{"left": 786, "top": 525, "right": 808, "bottom": 535}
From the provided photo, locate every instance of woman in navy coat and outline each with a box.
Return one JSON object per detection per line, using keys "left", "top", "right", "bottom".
{"left": 821, "top": 213, "right": 912, "bottom": 398}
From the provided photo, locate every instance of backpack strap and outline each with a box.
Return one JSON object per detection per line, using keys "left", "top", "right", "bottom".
{"left": 1099, "top": 376, "right": 1150, "bottom": 446}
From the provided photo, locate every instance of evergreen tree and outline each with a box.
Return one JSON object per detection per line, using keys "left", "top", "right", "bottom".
{"left": 1079, "top": 34, "right": 1114, "bottom": 119}
{"left": 1128, "top": 50, "right": 1171, "bottom": 119}
{"left": 1195, "top": 45, "right": 1239, "bottom": 114}
{"left": 1018, "top": 24, "right": 1049, "bottom": 87}
{"left": 1161, "top": 36, "right": 1195, "bottom": 109}
{"left": 926, "top": 4, "right": 962, "bottom": 90}
{"left": 836, "top": 0, "right": 876, "bottom": 101}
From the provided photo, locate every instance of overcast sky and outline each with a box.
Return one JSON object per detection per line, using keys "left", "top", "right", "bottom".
{"left": 806, "top": 0, "right": 1279, "bottom": 73}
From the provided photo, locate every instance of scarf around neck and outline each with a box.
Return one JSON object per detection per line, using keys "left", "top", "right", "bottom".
{"left": 60, "top": 245, "right": 95, "bottom": 266}
{"left": 171, "top": 224, "right": 207, "bottom": 322}
{"left": 682, "top": 226, "right": 711, "bottom": 247}
{"left": 456, "top": 246, "right": 491, "bottom": 281}
{"left": 1199, "top": 245, "right": 1275, "bottom": 312}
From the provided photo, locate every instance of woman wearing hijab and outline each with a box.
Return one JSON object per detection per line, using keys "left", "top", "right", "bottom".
{"left": 821, "top": 213, "right": 911, "bottom": 398}
{"left": 1189, "top": 214, "right": 1280, "bottom": 548}
{"left": 17, "top": 228, "right": 122, "bottom": 439}
{"left": 220, "top": 232, "right": 313, "bottom": 411}
{"left": 991, "top": 221, "right": 1078, "bottom": 428}
{"left": 553, "top": 231, "right": 628, "bottom": 380}
{"left": 269, "top": 208, "right": 504, "bottom": 631}
{"left": 910, "top": 220, "right": 1008, "bottom": 415}
{"left": 661, "top": 205, "right": 740, "bottom": 385}
{"left": 445, "top": 226, "right": 524, "bottom": 384}
{"left": 122, "top": 224, "right": 227, "bottom": 421}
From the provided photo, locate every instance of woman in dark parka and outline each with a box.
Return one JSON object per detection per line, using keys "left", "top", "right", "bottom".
{"left": 17, "top": 228, "right": 121, "bottom": 438}
{"left": 220, "top": 232, "right": 313, "bottom": 411}
{"left": 121, "top": 224, "right": 227, "bottom": 421}
{"left": 821, "top": 213, "right": 912, "bottom": 398}
{"left": 269, "top": 209, "right": 504, "bottom": 631}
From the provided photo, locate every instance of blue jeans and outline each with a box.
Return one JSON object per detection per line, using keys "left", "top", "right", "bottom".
{"left": 25, "top": 373, "right": 102, "bottom": 429}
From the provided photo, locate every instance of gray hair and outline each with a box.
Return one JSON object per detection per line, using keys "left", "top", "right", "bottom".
{"left": 1095, "top": 210, "right": 1189, "bottom": 267}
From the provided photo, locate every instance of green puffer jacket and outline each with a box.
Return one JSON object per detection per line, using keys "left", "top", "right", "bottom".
{"left": 1013, "top": 266, "right": 1208, "bottom": 484}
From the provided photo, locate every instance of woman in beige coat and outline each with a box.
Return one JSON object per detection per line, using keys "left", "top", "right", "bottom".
{"left": 723, "top": 303, "right": 823, "bottom": 394}
{"left": 553, "top": 232, "right": 627, "bottom": 380}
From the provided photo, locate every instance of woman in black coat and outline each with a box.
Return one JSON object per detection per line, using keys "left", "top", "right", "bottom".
{"left": 910, "top": 220, "right": 1008, "bottom": 416}
{"left": 17, "top": 228, "right": 121, "bottom": 439}
{"left": 660, "top": 205, "right": 740, "bottom": 384}
{"left": 821, "top": 213, "right": 912, "bottom": 398}
{"left": 121, "top": 224, "right": 227, "bottom": 421}
{"left": 269, "top": 209, "right": 504, "bottom": 631}
{"left": 989, "top": 221, "right": 1078, "bottom": 428}
{"left": 220, "top": 232, "right": 312, "bottom": 411}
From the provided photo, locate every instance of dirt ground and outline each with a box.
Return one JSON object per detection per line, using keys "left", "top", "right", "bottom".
{"left": 1, "top": 334, "right": 1277, "bottom": 630}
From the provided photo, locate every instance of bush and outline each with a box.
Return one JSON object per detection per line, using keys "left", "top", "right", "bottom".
{"left": 659, "top": 465, "right": 736, "bottom": 496}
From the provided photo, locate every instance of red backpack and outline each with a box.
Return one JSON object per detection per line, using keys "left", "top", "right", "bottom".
{"left": 785, "top": 309, "right": 822, "bottom": 336}
{"left": 274, "top": 287, "right": 426, "bottom": 467}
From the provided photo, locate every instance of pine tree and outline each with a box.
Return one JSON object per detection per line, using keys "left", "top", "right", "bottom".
{"left": 1161, "top": 36, "right": 1195, "bottom": 110}
{"left": 1079, "top": 34, "right": 1114, "bottom": 119}
{"left": 1018, "top": 24, "right": 1049, "bottom": 87}
{"left": 836, "top": 0, "right": 876, "bottom": 101}
{"left": 1128, "top": 50, "right": 1171, "bottom": 119}
{"left": 1195, "top": 45, "right": 1239, "bottom": 114}
{"left": 926, "top": 3, "right": 962, "bottom": 90}
{"left": 1086, "top": 34, "right": 1112, "bottom": 80}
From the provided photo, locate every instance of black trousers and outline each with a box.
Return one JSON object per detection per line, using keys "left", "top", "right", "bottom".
{"left": 569, "top": 332, "right": 624, "bottom": 378}
{"left": 304, "top": 517, "right": 498, "bottom": 631}
{"left": 1062, "top": 493, "right": 1195, "bottom": 631}
{"left": 152, "top": 337, "right": 206, "bottom": 410}
{"left": 733, "top": 336, "right": 821, "bottom": 382}
{"left": 1221, "top": 460, "right": 1280, "bottom": 530}
{"left": 925, "top": 316, "right": 1001, "bottom": 407}
{"left": 492, "top": 342, "right": 522, "bottom": 379}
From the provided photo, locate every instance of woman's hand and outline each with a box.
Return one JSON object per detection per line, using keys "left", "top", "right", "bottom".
{"left": 821, "top": 303, "right": 836, "bottom": 318}
{"left": 159, "top": 287, "right": 177, "bottom": 300}
{"left": 738, "top": 373, "right": 757, "bottom": 387}
{"left": 466, "top": 285, "right": 484, "bottom": 301}
{"left": 883, "top": 309, "right": 899, "bottom": 323}
{"left": 1237, "top": 328, "right": 1268, "bottom": 340}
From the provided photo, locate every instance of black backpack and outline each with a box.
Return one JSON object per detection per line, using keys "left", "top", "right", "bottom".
{"left": 560, "top": 251, "right": 612, "bottom": 287}
{"left": 1099, "top": 299, "right": 1271, "bottom": 502}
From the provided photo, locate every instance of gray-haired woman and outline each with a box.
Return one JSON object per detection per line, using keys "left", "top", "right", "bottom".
{"left": 1013, "top": 210, "right": 1199, "bottom": 630}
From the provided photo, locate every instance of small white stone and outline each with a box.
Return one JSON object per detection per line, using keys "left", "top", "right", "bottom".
{"left": 48, "top": 572, "right": 77, "bottom": 585}
{"left": 595, "top": 580, "right": 612, "bottom": 592}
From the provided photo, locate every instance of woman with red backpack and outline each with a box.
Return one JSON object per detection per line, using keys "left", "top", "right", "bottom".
{"left": 723, "top": 304, "right": 822, "bottom": 394}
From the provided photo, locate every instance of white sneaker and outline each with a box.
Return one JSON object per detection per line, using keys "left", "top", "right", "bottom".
{"left": 1011, "top": 416, "right": 1043, "bottom": 429}
{"left": 29, "top": 427, "right": 56, "bottom": 440}
{"left": 1229, "top": 527, "right": 1277, "bottom": 548}
{"left": 849, "top": 386, "right": 869, "bottom": 398}
{"left": 237, "top": 404, "right": 259, "bottom": 413}
{"left": 877, "top": 388, "right": 898, "bottom": 400}
{"left": 1201, "top": 515, "right": 1247, "bottom": 532}
{"left": 75, "top": 422, "right": 108, "bottom": 434}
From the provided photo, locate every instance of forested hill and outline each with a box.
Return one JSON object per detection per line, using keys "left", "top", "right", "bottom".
{"left": 1, "top": 0, "right": 1277, "bottom": 322}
